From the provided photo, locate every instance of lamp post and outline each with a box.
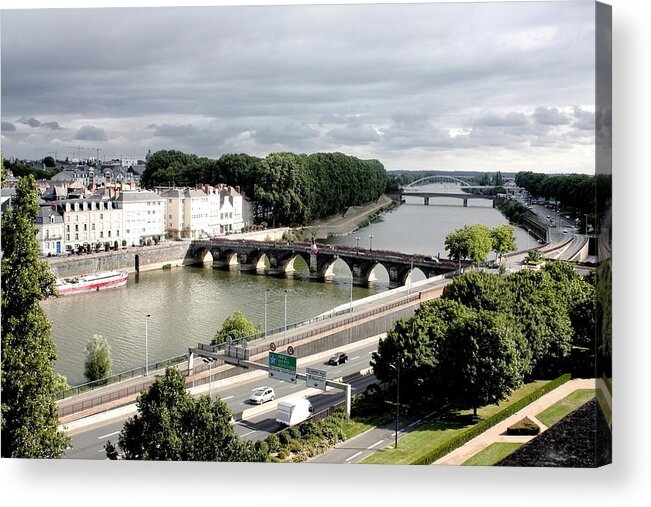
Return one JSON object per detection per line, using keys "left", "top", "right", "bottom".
{"left": 264, "top": 288, "right": 271, "bottom": 338}
{"left": 585, "top": 213, "right": 589, "bottom": 235}
{"left": 369, "top": 235, "right": 375, "bottom": 252}
{"left": 349, "top": 271, "right": 354, "bottom": 313}
{"left": 389, "top": 360, "right": 402, "bottom": 449}
{"left": 284, "top": 289, "right": 289, "bottom": 341}
{"left": 407, "top": 255, "right": 414, "bottom": 295}
{"left": 145, "top": 314, "right": 151, "bottom": 376}
{"left": 202, "top": 357, "right": 214, "bottom": 398}
{"left": 355, "top": 236, "right": 361, "bottom": 253}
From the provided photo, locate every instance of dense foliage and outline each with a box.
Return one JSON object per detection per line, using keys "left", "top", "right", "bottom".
{"left": 1, "top": 175, "right": 71, "bottom": 458}
{"left": 515, "top": 171, "right": 595, "bottom": 215}
{"left": 211, "top": 311, "right": 262, "bottom": 345}
{"left": 371, "top": 261, "right": 595, "bottom": 415}
{"left": 140, "top": 150, "right": 388, "bottom": 226}
{"left": 2, "top": 157, "right": 52, "bottom": 180}
{"left": 445, "top": 224, "right": 517, "bottom": 266}
{"left": 84, "top": 334, "right": 113, "bottom": 382}
{"left": 105, "top": 367, "right": 266, "bottom": 461}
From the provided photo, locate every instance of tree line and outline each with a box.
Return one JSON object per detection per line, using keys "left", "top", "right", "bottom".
{"left": 371, "top": 261, "right": 596, "bottom": 416}
{"left": 515, "top": 171, "right": 595, "bottom": 214}
{"left": 141, "top": 150, "right": 388, "bottom": 227}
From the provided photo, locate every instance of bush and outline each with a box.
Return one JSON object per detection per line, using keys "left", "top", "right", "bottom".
{"left": 265, "top": 433, "right": 280, "bottom": 453}
{"left": 352, "top": 383, "right": 388, "bottom": 416}
{"left": 506, "top": 417, "right": 540, "bottom": 436}
{"left": 288, "top": 427, "right": 302, "bottom": 440}
{"left": 276, "top": 449, "right": 288, "bottom": 460}
{"left": 278, "top": 430, "right": 294, "bottom": 446}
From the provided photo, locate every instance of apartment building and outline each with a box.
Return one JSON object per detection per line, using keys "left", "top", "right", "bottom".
{"left": 114, "top": 190, "right": 165, "bottom": 246}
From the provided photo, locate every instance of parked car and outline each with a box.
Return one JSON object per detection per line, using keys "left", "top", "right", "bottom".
{"left": 328, "top": 352, "right": 348, "bottom": 365}
{"left": 249, "top": 386, "right": 275, "bottom": 405}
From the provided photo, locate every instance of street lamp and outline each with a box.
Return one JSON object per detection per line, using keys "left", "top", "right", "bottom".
{"left": 585, "top": 213, "right": 589, "bottom": 235}
{"left": 283, "top": 289, "right": 289, "bottom": 341}
{"left": 202, "top": 357, "right": 214, "bottom": 398}
{"left": 264, "top": 288, "right": 271, "bottom": 338}
{"left": 349, "top": 270, "right": 354, "bottom": 313}
{"left": 144, "top": 314, "right": 151, "bottom": 376}
{"left": 407, "top": 255, "right": 414, "bottom": 295}
{"left": 369, "top": 235, "right": 375, "bottom": 252}
{"left": 355, "top": 236, "right": 361, "bottom": 252}
{"left": 389, "top": 360, "right": 402, "bottom": 449}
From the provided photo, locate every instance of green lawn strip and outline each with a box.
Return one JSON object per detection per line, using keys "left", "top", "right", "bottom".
{"left": 361, "top": 379, "right": 552, "bottom": 465}
{"left": 595, "top": 388, "right": 612, "bottom": 425}
{"left": 342, "top": 412, "right": 394, "bottom": 440}
{"left": 461, "top": 442, "right": 523, "bottom": 466}
{"left": 535, "top": 389, "right": 595, "bottom": 428}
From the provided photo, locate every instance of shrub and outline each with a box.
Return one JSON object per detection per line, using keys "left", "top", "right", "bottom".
{"left": 278, "top": 430, "right": 294, "bottom": 446}
{"left": 265, "top": 434, "right": 280, "bottom": 453}
{"left": 506, "top": 417, "right": 540, "bottom": 436}
{"left": 276, "top": 449, "right": 288, "bottom": 460}
{"left": 289, "top": 440, "right": 303, "bottom": 454}
{"left": 288, "top": 427, "right": 302, "bottom": 440}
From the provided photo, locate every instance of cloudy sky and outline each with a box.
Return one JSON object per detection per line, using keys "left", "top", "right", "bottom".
{"left": 1, "top": 1, "right": 598, "bottom": 172}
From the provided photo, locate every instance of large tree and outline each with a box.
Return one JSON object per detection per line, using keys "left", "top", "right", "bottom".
{"left": 1, "top": 175, "right": 71, "bottom": 458}
{"left": 491, "top": 223, "right": 518, "bottom": 263}
{"left": 211, "top": 311, "right": 261, "bottom": 345}
{"left": 84, "top": 334, "right": 113, "bottom": 382}
{"left": 438, "top": 311, "right": 530, "bottom": 417}
{"left": 105, "top": 367, "right": 266, "bottom": 461}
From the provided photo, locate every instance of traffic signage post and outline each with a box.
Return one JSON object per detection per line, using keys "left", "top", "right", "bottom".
{"left": 306, "top": 367, "right": 327, "bottom": 391}
{"left": 268, "top": 352, "right": 297, "bottom": 384}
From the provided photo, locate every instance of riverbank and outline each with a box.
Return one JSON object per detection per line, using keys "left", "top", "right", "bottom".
{"left": 301, "top": 194, "right": 398, "bottom": 239}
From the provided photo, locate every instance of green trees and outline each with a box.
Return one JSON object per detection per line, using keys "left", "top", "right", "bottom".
{"left": 140, "top": 149, "right": 388, "bottom": 227}
{"left": 515, "top": 171, "right": 595, "bottom": 215}
{"left": 372, "top": 260, "right": 594, "bottom": 416}
{"left": 105, "top": 367, "right": 266, "bottom": 461}
{"left": 491, "top": 224, "right": 517, "bottom": 263}
{"left": 212, "top": 311, "right": 261, "bottom": 345}
{"left": 1, "top": 175, "right": 71, "bottom": 458}
{"left": 444, "top": 224, "right": 503, "bottom": 267}
{"left": 84, "top": 334, "right": 113, "bottom": 382}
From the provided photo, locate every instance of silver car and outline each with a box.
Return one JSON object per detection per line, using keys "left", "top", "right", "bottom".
{"left": 249, "top": 386, "right": 275, "bottom": 405}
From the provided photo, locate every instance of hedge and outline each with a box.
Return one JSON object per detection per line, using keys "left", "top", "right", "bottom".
{"left": 411, "top": 373, "right": 571, "bottom": 465}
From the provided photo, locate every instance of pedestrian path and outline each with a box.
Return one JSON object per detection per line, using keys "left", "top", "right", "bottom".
{"left": 434, "top": 378, "right": 598, "bottom": 465}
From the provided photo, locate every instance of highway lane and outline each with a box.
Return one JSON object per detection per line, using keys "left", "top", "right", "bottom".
{"left": 64, "top": 341, "right": 380, "bottom": 460}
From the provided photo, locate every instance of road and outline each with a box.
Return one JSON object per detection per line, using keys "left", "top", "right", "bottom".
{"left": 64, "top": 341, "right": 380, "bottom": 460}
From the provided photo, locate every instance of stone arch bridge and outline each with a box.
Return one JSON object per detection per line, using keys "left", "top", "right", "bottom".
{"left": 188, "top": 239, "right": 457, "bottom": 288}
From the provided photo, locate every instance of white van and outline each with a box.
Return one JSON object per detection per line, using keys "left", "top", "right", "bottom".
{"left": 275, "top": 397, "right": 314, "bottom": 426}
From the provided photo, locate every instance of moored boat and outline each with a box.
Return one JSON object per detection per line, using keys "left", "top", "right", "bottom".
{"left": 55, "top": 270, "right": 128, "bottom": 296}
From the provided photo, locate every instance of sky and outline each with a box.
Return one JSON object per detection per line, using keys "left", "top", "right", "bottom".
{"left": 1, "top": 1, "right": 599, "bottom": 172}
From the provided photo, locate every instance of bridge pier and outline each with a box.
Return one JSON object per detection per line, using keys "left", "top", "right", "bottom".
{"left": 463, "top": 198, "right": 468, "bottom": 207}
{"left": 424, "top": 197, "right": 430, "bottom": 206}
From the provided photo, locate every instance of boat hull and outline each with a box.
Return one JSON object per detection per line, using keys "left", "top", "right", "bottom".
{"left": 56, "top": 271, "right": 128, "bottom": 296}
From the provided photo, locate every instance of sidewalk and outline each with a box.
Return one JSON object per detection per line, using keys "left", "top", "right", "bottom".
{"left": 433, "top": 378, "right": 599, "bottom": 465}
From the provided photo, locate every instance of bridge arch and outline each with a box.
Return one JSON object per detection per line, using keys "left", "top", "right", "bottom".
{"left": 193, "top": 246, "right": 213, "bottom": 265}
{"left": 403, "top": 175, "right": 470, "bottom": 188}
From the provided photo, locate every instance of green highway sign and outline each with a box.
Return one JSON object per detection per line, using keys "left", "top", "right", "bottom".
{"left": 269, "top": 352, "right": 297, "bottom": 384}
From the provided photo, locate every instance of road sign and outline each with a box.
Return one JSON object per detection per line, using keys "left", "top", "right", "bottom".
{"left": 287, "top": 345, "right": 295, "bottom": 356}
{"left": 306, "top": 367, "right": 327, "bottom": 391}
{"left": 270, "top": 342, "right": 276, "bottom": 352}
{"left": 268, "top": 352, "right": 297, "bottom": 384}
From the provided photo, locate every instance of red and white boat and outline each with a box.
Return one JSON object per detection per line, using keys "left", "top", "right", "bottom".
{"left": 55, "top": 270, "right": 128, "bottom": 296}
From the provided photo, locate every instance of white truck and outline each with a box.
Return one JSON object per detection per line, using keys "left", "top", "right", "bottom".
{"left": 275, "top": 397, "right": 314, "bottom": 427}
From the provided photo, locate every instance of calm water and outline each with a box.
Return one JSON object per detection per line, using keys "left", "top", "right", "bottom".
{"left": 43, "top": 192, "right": 529, "bottom": 385}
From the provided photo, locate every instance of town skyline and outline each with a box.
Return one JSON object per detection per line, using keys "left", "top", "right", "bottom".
{"left": 1, "top": 1, "right": 599, "bottom": 174}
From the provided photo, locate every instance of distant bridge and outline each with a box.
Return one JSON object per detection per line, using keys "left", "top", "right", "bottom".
{"left": 189, "top": 239, "right": 459, "bottom": 288}
{"left": 400, "top": 175, "right": 497, "bottom": 207}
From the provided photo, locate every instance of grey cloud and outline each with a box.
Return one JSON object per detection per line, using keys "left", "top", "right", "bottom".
{"left": 1, "top": 121, "right": 16, "bottom": 132}
{"left": 74, "top": 125, "right": 107, "bottom": 141}
{"left": 572, "top": 107, "right": 594, "bottom": 131}
{"left": 326, "top": 124, "right": 380, "bottom": 145}
{"left": 473, "top": 112, "right": 527, "bottom": 127}
{"left": 41, "top": 121, "right": 64, "bottom": 130}
{"left": 533, "top": 107, "right": 571, "bottom": 126}
{"left": 17, "top": 116, "right": 41, "bottom": 128}
{"left": 251, "top": 122, "right": 319, "bottom": 145}
{"left": 150, "top": 123, "right": 198, "bottom": 139}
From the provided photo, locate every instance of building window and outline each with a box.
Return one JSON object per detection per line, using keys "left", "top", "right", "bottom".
{"left": 100, "top": 213, "right": 103, "bottom": 220}
{"left": 66, "top": 234, "right": 70, "bottom": 241}
{"left": 75, "top": 224, "right": 79, "bottom": 232}
{"left": 83, "top": 224, "right": 87, "bottom": 231}
{"left": 108, "top": 231, "right": 111, "bottom": 238}
{"left": 100, "top": 231, "right": 104, "bottom": 238}
{"left": 92, "top": 223, "right": 95, "bottom": 231}
{"left": 75, "top": 233, "right": 79, "bottom": 240}
{"left": 66, "top": 225, "right": 70, "bottom": 232}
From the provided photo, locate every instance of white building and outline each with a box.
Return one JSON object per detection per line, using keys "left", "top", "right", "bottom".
{"left": 162, "top": 184, "right": 245, "bottom": 239}
{"left": 114, "top": 190, "right": 165, "bottom": 246}
{"left": 35, "top": 205, "right": 65, "bottom": 256}
{"left": 54, "top": 198, "right": 122, "bottom": 252}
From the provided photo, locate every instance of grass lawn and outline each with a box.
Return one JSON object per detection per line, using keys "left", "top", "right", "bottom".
{"left": 360, "top": 380, "right": 547, "bottom": 465}
{"left": 461, "top": 442, "right": 523, "bottom": 466}
{"left": 535, "top": 389, "right": 595, "bottom": 428}
{"left": 342, "top": 412, "right": 394, "bottom": 440}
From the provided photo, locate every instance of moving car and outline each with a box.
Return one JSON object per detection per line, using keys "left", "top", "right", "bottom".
{"left": 328, "top": 352, "right": 348, "bottom": 365}
{"left": 249, "top": 386, "right": 275, "bottom": 405}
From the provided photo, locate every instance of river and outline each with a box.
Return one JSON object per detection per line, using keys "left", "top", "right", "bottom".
{"left": 43, "top": 193, "right": 530, "bottom": 385}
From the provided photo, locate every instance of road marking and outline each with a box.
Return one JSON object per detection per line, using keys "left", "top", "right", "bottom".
{"left": 98, "top": 430, "right": 120, "bottom": 440}
{"left": 98, "top": 448, "right": 106, "bottom": 453}
{"left": 367, "top": 440, "right": 384, "bottom": 449}
{"left": 351, "top": 356, "right": 360, "bottom": 360}
{"left": 240, "top": 430, "right": 257, "bottom": 437}
{"left": 407, "top": 419, "right": 422, "bottom": 428}
{"left": 221, "top": 395, "right": 234, "bottom": 401}
{"left": 346, "top": 451, "right": 363, "bottom": 462}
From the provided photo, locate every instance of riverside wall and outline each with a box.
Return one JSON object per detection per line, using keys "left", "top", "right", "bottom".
{"left": 46, "top": 241, "right": 192, "bottom": 278}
